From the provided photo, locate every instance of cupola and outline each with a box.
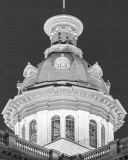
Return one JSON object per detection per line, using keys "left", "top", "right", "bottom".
{"left": 44, "top": 14, "right": 83, "bottom": 58}
{"left": 44, "top": 14, "right": 83, "bottom": 46}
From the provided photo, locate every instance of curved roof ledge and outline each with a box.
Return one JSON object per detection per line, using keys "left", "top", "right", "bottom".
{"left": 44, "top": 14, "right": 83, "bottom": 38}
{"left": 44, "top": 44, "right": 83, "bottom": 58}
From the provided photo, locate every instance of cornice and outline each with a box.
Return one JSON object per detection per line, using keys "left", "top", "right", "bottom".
{"left": 44, "top": 44, "right": 83, "bottom": 58}
{"left": 44, "top": 14, "right": 83, "bottom": 37}
{"left": 2, "top": 85, "right": 126, "bottom": 132}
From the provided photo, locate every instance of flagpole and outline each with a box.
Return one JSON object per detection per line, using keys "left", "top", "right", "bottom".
{"left": 63, "top": 0, "right": 65, "bottom": 12}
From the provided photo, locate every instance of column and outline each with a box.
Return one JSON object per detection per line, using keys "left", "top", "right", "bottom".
{"left": 110, "top": 123, "right": 114, "bottom": 141}
{"left": 37, "top": 111, "right": 43, "bottom": 145}
{"left": 97, "top": 118, "right": 101, "bottom": 148}
{"left": 98, "top": 123, "right": 101, "bottom": 147}
{"left": 25, "top": 118, "right": 29, "bottom": 141}
{"left": 107, "top": 122, "right": 111, "bottom": 142}
{"left": 78, "top": 110, "right": 84, "bottom": 145}
{"left": 84, "top": 111, "right": 89, "bottom": 147}
{"left": 42, "top": 110, "right": 48, "bottom": 145}
{"left": 61, "top": 116, "right": 65, "bottom": 138}
{"left": 15, "top": 122, "right": 19, "bottom": 136}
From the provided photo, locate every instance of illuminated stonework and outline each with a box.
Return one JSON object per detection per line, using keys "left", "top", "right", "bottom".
{"left": 44, "top": 14, "right": 83, "bottom": 39}
{"left": 23, "top": 62, "right": 38, "bottom": 78}
{"left": 2, "top": 13, "right": 127, "bottom": 155}
{"left": 54, "top": 54, "right": 70, "bottom": 70}
{"left": 88, "top": 62, "right": 103, "bottom": 80}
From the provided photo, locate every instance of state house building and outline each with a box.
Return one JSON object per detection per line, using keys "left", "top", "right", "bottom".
{"left": 0, "top": 12, "right": 128, "bottom": 160}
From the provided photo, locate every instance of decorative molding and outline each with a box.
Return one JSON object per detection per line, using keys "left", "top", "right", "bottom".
{"left": 88, "top": 62, "right": 103, "bottom": 81}
{"left": 44, "top": 14, "right": 83, "bottom": 37}
{"left": 50, "top": 26, "right": 78, "bottom": 40}
{"left": 44, "top": 44, "right": 83, "bottom": 58}
{"left": 23, "top": 62, "right": 38, "bottom": 78}
{"left": 2, "top": 85, "right": 126, "bottom": 133}
{"left": 54, "top": 54, "right": 70, "bottom": 70}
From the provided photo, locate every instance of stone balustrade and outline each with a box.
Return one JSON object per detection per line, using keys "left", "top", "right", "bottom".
{"left": 16, "top": 137, "right": 50, "bottom": 159}
{"left": 0, "top": 130, "right": 128, "bottom": 160}
{"left": 0, "top": 130, "right": 6, "bottom": 144}
{"left": 0, "top": 130, "right": 60, "bottom": 160}
{"left": 119, "top": 137, "right": 128, "bottom": 152}
{"left": 80, "top": 144, "right": 110, "bottom": 160}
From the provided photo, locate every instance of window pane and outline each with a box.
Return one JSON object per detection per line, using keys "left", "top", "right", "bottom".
{"left": 29, "top": 120, "right": 37, "bottom": 143}
{"left": 51, "top": 115, "right": 60, "bottom": 141}
{"left": 22, "top": 125, "right": 25, "bottom": 139}
{"left": 101, "top": 124, "right": 105, "bottom": 146}
{"left": 89, "top": 120, "right": 97, "bottom": 148}
{"left": 66, "top": 115, "right": 74, "bottom": 141}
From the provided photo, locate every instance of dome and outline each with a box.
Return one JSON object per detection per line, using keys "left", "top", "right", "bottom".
{"left": 2, "top": 14, "right": 127, "bottom": 151}
{"left": 19, "top": 51, "right": 108, "bottom": 94}
{"left": 17, "top": 14, "right": 109, "bottom": 94}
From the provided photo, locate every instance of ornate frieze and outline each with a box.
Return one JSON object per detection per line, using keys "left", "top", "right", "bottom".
{"left": 2, "top": 85, "right": 126, "bottom": 132}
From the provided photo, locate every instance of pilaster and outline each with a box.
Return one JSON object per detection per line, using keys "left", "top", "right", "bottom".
{"left": 25, "top": 120, "right": 29, "bottom": 141}
{"left": 107, "top": 122, "right": 112, "bottom": 142}
{"left": 98, "top": 123, "right": 102, "bottom": 147}
{"left": 15, "top": 122, "right": 20, "bottom": 136}
{"left": 37, "top": 111, "right": 43, "bottom": 145}
{"left": 78, "top": 110, "right": 84, "bottom": 145}
{"left": 97, "top": 118, "right": 101, "bottom": 148}
{"left": 61, "top": 116, "right": 65, "bottom": 138}
{"left": 42, "top": 110, "right": 49, "bottom": 145}
{"left": 84, "top": 111, "right": 89, "bottom": 147}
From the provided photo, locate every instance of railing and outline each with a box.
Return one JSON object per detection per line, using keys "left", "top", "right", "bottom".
{"left": 0, "top": 131, "right": 54, "bottom": 160}
{"left": 0, "top": 130, "right": 6, "bottom": 144}
{"left": 119, "top": 137, "right": 128, "bottom": 152}
{"left": 16, "top": 137, "right": 50, "bottom": 159}
{"left": 80, "top": 144, "right": 110, "bottom": 160}
{"left": 1, "top": 130, "right": 128, "bottom": 160}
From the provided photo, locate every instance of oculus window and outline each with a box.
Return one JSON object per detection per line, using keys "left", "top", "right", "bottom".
{"left": 55, "top": 54, "right": 70, "bottom": 70}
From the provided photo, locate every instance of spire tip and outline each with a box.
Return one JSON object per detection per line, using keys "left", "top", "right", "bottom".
{"left": 63, "top": 0, "right": 65, "bottom": 13}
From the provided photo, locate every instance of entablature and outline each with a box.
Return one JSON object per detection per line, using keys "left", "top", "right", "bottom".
{"left": 2, "top": 85, "right": 126, "bottom": 132}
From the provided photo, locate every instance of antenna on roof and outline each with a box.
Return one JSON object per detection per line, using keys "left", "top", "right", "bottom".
{"left": 63, "top": 0, "right": 65, "bottom": 13}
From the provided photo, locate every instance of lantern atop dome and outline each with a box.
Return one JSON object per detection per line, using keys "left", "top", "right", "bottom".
{"left": 44, "top": 14, "right": 83, "bottom": 46}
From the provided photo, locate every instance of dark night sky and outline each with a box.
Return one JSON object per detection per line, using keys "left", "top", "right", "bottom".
{"left": 0, "top": 0, "right": 128, "bottom": 140}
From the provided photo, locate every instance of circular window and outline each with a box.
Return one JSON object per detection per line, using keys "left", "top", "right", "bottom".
{"left": 55, "top": 54, "right": 70, "bottom": 70}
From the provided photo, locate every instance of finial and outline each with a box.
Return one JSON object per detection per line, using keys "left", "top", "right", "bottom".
{"left": 63, "top": 0, "right": 65, "bottom": 12}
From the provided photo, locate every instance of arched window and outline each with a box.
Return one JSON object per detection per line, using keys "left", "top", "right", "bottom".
{"left": 51, "top": 115, "right": 60, "bottom": 141}
{"left": 101, "top": 124, "right": 105, "bottom": 146}
{"left": 22, "top": 124, "right": 25, "bottom": 139}
{"left": 29, "top": 120, "right": 37, "bottom": 143}
{"left": 66, "top": 115, "right": 75, "bottom": 141}
{"left": 89, "top": 120, "right": 97, "bottom": 148}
